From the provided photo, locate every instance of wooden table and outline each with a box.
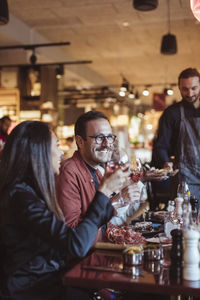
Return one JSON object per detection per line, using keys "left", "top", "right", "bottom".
{"left": 63, "top": 249, "right": 200, "bottom": 298}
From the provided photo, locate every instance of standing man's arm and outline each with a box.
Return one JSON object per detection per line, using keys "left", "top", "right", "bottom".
{"left": 154, "top": 108, "right": 174, "bottom": 169}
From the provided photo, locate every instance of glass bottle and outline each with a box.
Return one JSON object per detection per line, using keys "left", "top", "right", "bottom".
{"left": 177, "top": 181, "right": 189, "bottom": 199}
{"left": 164, "top": 200, "right": 179, "bottom": 238}
{"left": 182, "top": 202, "right": 192, "bottom": 232}
{"left": 190, "top": 195, "right": 199, "bottom": 225}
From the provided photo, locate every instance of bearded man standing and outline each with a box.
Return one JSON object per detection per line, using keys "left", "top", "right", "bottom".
{"left": 154, "top": 68, "right": 200, "bottom": 199}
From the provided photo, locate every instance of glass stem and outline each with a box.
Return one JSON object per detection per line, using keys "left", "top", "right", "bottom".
{"left": 119, "top": 191, "right": 124, "bottom": 205}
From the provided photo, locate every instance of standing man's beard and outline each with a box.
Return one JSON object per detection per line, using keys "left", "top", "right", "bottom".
{"left": 183, "top": 93, "right": 200, "bottom": 104}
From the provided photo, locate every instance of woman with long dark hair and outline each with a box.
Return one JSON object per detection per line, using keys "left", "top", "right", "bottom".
{"left": 0, "top": 121, "right": 127, "bottom": 300}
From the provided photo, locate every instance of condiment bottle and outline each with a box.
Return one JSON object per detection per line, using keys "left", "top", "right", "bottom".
{"left": 170, "top": 229, "right": 183, "bottom": 264}
{"left": 170, "top": 229, "right": 183, "bottom": 283}
{"left": 182, "top": 203, "right": 192, "bottom": 231}
{"left": 175, "top": 197, "right": 183, "bottom": 219}
{"left": 190, "top": 195, "right": 199, "bottom": 224}
{"left": 183, "top": 229, "right": 200, "bottom": 281}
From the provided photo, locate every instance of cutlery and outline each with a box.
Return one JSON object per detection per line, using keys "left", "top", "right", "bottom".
{"left": 82, "top": 265, "right": 132, "bottom": 275}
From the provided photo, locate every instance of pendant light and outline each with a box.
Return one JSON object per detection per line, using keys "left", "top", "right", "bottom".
{"left": 133, "top": 0, "right": 158, "bottom": 11}
{"left": 160, "top": 0, "right": 177, "bottom": 55}
{"left": 0, "top": 0, "right": 9, "bottom": 25}
{"left": 56, "top": 65, "right": 64, "bottom": 79}
{"left": 190, "top": 0, "right": 200, "bottom": 22}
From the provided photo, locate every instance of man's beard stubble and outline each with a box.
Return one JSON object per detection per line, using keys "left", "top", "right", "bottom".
{"left": 183, "top": 93, "right": 200, "bottom": 105}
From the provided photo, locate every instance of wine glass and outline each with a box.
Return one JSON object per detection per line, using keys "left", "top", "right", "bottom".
{"left": 129, "top": 158, "right": 144, "bottom": 183}
{"left": 106, "top": 146, "right": 129, "bottom": 208}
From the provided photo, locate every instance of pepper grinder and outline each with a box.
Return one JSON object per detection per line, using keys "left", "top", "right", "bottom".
{"left": 170, "top": 229, "right": 183, "bottom": 263}
{"left": 170, "top": 229, "right": 183, "bottom": 283}
{"left": 183, "top": 229, "right": 200, "bottom": 281}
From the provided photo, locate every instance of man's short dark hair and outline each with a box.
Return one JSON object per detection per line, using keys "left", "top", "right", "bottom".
{"left": 178, "top": 68, "right": 200, "bottom": 84}
{"left": 75, "top": 110, "right": 109, "bottom": 140}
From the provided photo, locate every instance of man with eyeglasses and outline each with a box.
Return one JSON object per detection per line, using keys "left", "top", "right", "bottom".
{"left": 56, "top": 110, "right": 138, "bottom": 240}
{"left": 56, "top": 111, "right": 115, "bottom": 237}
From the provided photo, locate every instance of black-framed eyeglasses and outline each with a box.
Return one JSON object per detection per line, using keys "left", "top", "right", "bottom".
{"left": 88, "top": 134, "right": 117, "bottom": 145}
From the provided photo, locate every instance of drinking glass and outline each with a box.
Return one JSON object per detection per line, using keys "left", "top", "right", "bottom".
{"left": 129, "top": 158, "right": 144, "bottom": 183}
{"left": 107, "top": 147, "right": 129, "bottom": 208}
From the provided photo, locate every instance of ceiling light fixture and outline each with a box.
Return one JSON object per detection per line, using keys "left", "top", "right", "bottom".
{"left": 56, "top": 65, "right": 64, "bottom": 79}
{"left": 133, "top": 0, "right": 158, "bottom": 11}
{"left": 164, "top": 86, "right": 174, "bottom": 96}
{"left": 161, "top": 0, "right": 177, "bottom": 55}
{"left": 120, "top": 76, "right": 129, "bottom": 92}
{"left": 128, "top": 86, "right": 135, "bottom": 99}
{"left": 190, "top": 0, "right": 200, "bottom": 22}
{"left": 29, "top": 49, "right": 37, "bottom": 65}
{"left": 0, "top": 0, "right": 9, "bottom": 25}
{"left": 123, "top": 21, "right": 130, "bottom": 27}
{"left": 166, "top": 87, "right": 174, "bottom": 95}
{"left": 142, "top": 85, "right": 150, "bottom": 96}
{"left": 0, "top": 60, "right": 92, "bottom": 68}
{"left": 119, "top": 90, "right": 126, "bottom": 97}
{"left": 134, "top": 91, "right": 141, "bottom": 105}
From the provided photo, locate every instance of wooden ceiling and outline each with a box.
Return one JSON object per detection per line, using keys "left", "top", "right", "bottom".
{"left": 0, "top": 0, "right": 199, "bottom": 105}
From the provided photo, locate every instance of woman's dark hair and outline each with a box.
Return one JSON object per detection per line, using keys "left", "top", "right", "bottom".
{"left": 0, "top": 121, "right": 63, "bottom": 220}
{"left": 75, "top": 110, "right": 109, "bottom": 140}
{"left": 178, "top": 68, "right": 200, "bottom": 84}
{"left": 0, "top": 116, "right": 11, "bottom": 123}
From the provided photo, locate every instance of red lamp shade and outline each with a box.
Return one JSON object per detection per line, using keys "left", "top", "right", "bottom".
{"left": 190, "top": 0, "right": 200, "bottom": 22}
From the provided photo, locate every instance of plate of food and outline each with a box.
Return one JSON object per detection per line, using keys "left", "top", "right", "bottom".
{"left": 132, "top": 221, "right": 163, "bottom": 238}
{"left": 143, "top": 167, "right": 179, "bottom": 182}
{"left": 94, "top": 223, "right": 145, "bottom": 250}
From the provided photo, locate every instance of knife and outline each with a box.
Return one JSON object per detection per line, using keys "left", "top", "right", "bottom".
{"left": 82, "top": 265, "right": 135, "bottom": 275}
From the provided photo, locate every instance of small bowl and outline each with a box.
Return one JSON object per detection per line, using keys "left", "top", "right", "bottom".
{"left": 123, "top": 250, "right": 143, "bottom": 266}
{"left": 143, "top": 247, "right": 163, "bottom": 261}
{"left": 123, "top": 265, "right": 141, "bottom": 276}
{"left": 143, "top": 260, "right": 161, "bottom": 274}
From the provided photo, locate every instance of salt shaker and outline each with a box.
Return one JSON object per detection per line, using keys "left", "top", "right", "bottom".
{"left": 175, "top": 197, "right": 183, "bottom": 218}
{"left": 183, "top": 229, "right": 200, "bottom": 281}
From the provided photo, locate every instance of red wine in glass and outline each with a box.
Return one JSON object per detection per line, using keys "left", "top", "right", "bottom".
{"left": 129, "top": 170, "right": 144, "bottom": 183}
{"left": 106, "top": 148, "right": 130, "bottom": 208}
{"left": 106, "top": 160, "right": 120, "bottom": 173}
{"left": 129, "top": 158, "right": 143, "bottom": 183}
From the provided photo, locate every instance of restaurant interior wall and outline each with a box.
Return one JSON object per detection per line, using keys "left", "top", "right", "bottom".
{"left": 0, "top": 64, "right": 180, "bottom": 151}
